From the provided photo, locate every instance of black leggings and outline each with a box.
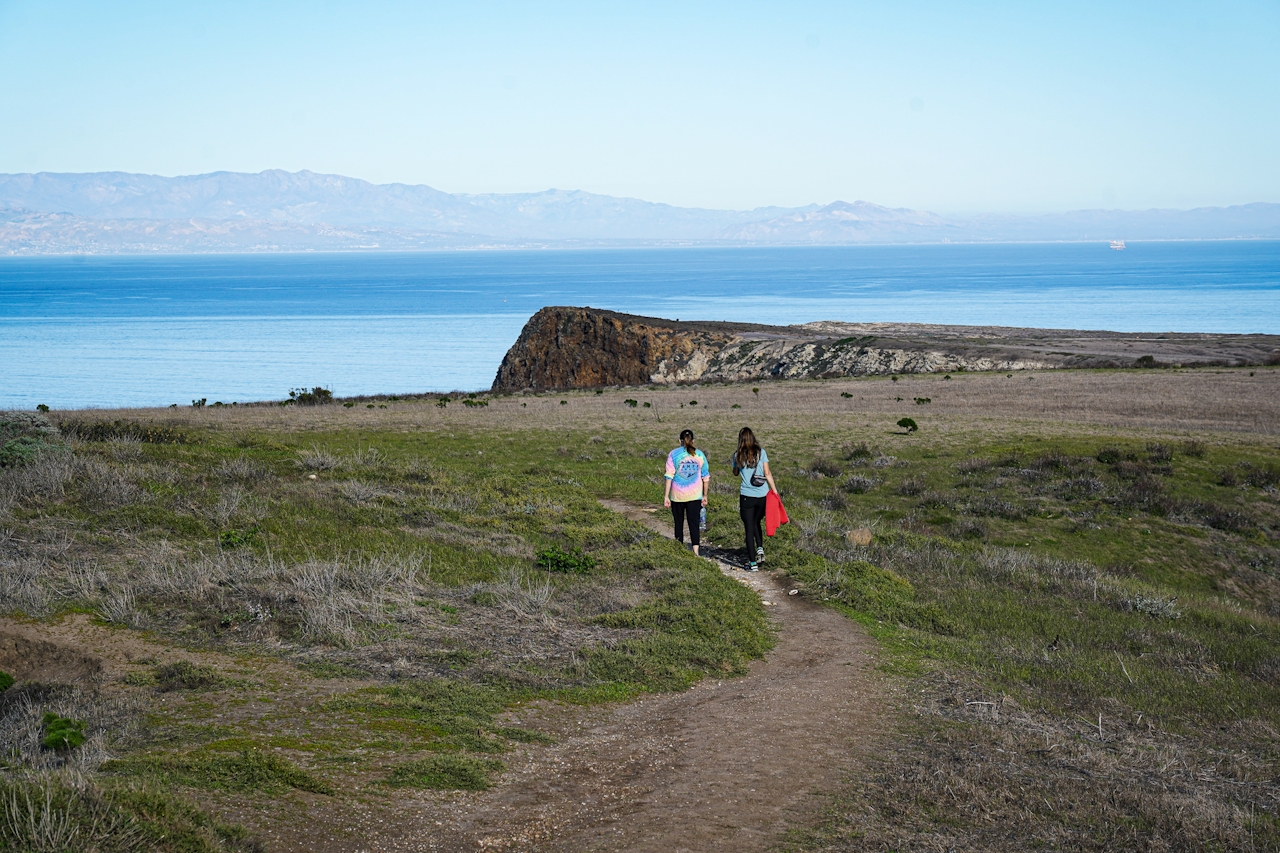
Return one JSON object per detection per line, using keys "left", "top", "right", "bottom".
{"left": 671, "top": 500, "right": 701, "bottom": 547}
{"left": 740, "top": 494, "right": 766, "bottom": 556}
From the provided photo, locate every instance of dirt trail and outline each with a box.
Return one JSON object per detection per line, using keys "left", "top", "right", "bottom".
{"left": 373, "top": 499, "right": 888, "bottom": 853}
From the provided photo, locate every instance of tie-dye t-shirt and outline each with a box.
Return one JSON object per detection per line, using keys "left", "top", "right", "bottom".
{"left": 665, "top": 447, "right": 709, "bottom": 502}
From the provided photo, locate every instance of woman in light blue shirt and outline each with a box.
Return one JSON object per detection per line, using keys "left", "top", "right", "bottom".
{"left": 731, "top": 426, "right": 778, "bottom": 571}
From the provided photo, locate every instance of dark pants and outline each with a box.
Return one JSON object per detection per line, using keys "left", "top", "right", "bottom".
{"left": 740, "top": 494, "right": 766, "bottom": 558}
{"left": 671, "top": 500, "right": 701, "bottom": 547}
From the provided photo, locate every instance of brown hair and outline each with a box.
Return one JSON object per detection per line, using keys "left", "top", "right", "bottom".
{"left": 679, "top": 428, "right": 696, "bottom": 455}
{"left": 736, "top": 427, "right": 761, "bottom": 468}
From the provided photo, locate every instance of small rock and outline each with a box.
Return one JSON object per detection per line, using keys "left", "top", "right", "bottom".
{"left": 844, "top": 527, "right": 873, "bottom": 546}
{"left": 762, "top": 600, "right": 775, "bottom": 606}
{"left": 308, "top": 474, "right": 318, "bottom": 481}
{"left": 788, "top": 588, "right": 799, "bottom": 596}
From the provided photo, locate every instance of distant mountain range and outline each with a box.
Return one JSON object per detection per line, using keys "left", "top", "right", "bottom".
{"left": 1, "top": 170, "right": 1278, "bottom": 253}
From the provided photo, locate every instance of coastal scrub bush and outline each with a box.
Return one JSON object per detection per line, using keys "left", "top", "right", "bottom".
{"left": 1180, "top": 439, "right": 1207, "bottom": 457}
{"left": 58, "top": 419, "right": 186, "bottom": 444}
{"left": 289, "top": 386, "right": 333, "bottom": 406}
{"left": 810, "top": 457, "right": 841, "bottom": 478}
{"left": 0, "top": 411, "right": 59, "bottom": 442}
{"left": 842, "top": 441, "right": 873, "bottom": 460}
{"left": 897, "top": 417, "right": 918, "bottom": 433}
{"left": 0, "top": 671, "right": 12, "bottom": 692}
{"left": 462, "top": 398, "right": 488, "bottom": 408}
{"left": 624, "top": 399, "right": 638, "bottom": 407}
{"left": 0, "top": 437, "right": 46, "bottom": 467}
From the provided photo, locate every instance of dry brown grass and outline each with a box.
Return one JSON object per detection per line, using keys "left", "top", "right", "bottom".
{"left": 42, "top": 366, "right": 1280, "bottom": 445}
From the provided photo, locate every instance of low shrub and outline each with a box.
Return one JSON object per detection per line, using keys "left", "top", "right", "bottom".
{"left": 810, "top": 457, "right": 842, "bottom": 478}
{"left": 58, "top": 419, "right": 186, "bottom": 444}
{"left": 41, "top": 713, "right": 86, "bottom": 751}
{"left": 897, "top": 417, "right": 918, "bottom": 433}
{"left": 843, "top": 475, "right": 879, "bottom": 494}
{"left": 288, "top": 387, "right": 333, "bottom": 406}
{"left": 1146, "top": 442, "right": 1173, "bottom": 463}
{"left": 842, "top": 441, "right": 874, "bottom": 460}
{"left": 105, "top": 749, "right": 332, "bottom": 795}
{"left": 153, "top": 661, "right": 231, "bottom": 692}
{"left": 386, "top": 754, "right": 505, "bottom": 791}
{"left": 898, "top": 478, "right": 925, "bottom": 497}
{"left": 0, "top": 671, "right": 13, "bottom": 692}
{"left": 536, "top": 546, "right": 595, "bottom": 574}
{"left": 1180, "top": 439, "right": 1207, "bottom": 457}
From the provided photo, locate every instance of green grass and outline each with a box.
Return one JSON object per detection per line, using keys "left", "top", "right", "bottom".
{"left": 103, "top": 748, "right": 333, "bottom": 795}
{"left": 385, "top": 754, "right": 506, "bottom": 790}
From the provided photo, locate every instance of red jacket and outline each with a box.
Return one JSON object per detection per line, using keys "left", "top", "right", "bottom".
{"left": 765, "top": 491, "right": 789, "bottom": 536}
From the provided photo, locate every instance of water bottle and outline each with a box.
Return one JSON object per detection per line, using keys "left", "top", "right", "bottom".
{"left": 699, "top": 506, "right": 707, "bottom": 532}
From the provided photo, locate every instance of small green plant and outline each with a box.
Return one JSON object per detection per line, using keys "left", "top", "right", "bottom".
{"left": 897, "top": 417, "right": 918, "bottom": 433}
{"left": 386, "top": 754, "right": 505, "bottom": 791}
{"left": 1134, "top": 355, "right": 1159, "bottom": 368}
{"left": 36, "top": 404, "right": 49, "bottom": 412}
{"left": 343, "top": 401, "right": 355, "bottom": 408}
{"left": 731, "top": 404, "right": 741, "bottom": 408}
{"left": 914, "top": 397, "right": 931, "bottom": 404}
{"left": 437, "top": 396, "right": 450, "bottom": 407}
{"left": 840, "top": 392, "right": 853, "bottom": 398}
{"left": 191, "top": 398, "right": 207, "bottom": 408}
{"left": 0, "top": 671, "right": 13, "bottom": 692}
{"left": 688, "top": 400, "right": 697, "bottom": 406}
{"left": 643, "top": 402, "right": 651, "bottom": 408}
{"left": 752, "top": 387, "right": 759, "bottom": 395}
{"left": 462, "top": 398, "right": 489, "bottom": 408}
{"left": 367, "top": 403, "right": 376, "bottom": 408}
{"left": 890, "top": 375, "right": 898, "bottom": 382}
{"left": 218, "top": 527, "right": 258, "bottom": 549}
{"left": 41, "top": 714, "right": 86, "bottom": 751}
{"left": 624, "top": 399, "right": 638, "bottom": 408}
{"left": 596, "top": 389, "right": 604, "bottom": 395}
{"left": 560, "top": 400, "right": 567, "bottom": 405}
{"left": 942, "top": 375, "right": 951, "bottom": 381}
{"left": 536, "top": 546, "right": 596, "bottom": 574}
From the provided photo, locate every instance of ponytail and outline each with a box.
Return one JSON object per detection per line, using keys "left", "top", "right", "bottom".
{"left": 679, "top": 428, "right": 696, "bottom": 455}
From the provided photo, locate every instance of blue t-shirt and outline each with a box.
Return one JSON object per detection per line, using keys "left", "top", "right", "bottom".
{"left": 734, "top": 448, "right": 769, "bottom": 498}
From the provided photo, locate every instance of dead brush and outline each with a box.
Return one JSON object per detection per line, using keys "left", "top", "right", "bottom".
{"left": 295, "top": 444, "right": 339, "bottom": 471}
{"left": 491, "top": 568, "right": 554, "bottom": 622}
{"left": 213, "top": 455, "right": 262, "bottom": 482}
{"left": 75, "top": 460, "right": 146, "bottom": 510}
{"left": 0, "top": 553, "right": 50, "bottom": 617}
{"left": 339, "top": 479, "right": 391, "bottom": 505}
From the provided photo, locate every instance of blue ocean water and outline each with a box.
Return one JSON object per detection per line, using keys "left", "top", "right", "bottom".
{"left": 1, "top": 241, "right": 1277, "bottom": 409}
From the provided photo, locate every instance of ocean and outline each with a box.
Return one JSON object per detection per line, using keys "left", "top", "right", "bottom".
{"left": 2, "top": 241, "right": 1277, "bottom": 410}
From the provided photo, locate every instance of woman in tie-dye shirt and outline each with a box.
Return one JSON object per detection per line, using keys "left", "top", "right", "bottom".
{"left": 663, "top": 428, "right": 710, "bottom": 555}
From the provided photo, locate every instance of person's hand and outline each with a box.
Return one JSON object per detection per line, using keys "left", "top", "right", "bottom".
{"left": 701, "top": 497, "right": 708, "bottom": 507}
{"left": 663, "top": 496, "right": 671, "bottom": 508}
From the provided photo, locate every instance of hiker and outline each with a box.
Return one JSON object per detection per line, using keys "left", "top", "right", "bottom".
{"left": 663, "top": 428, "right": 710, "bottom": 556}
{"left": 731, "top": 426, "right": 778, "bottom": 571}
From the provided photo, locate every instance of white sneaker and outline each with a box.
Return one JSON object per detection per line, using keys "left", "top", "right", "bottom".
{"left": 756, "top": 547, "right": 765, "bottom": 563}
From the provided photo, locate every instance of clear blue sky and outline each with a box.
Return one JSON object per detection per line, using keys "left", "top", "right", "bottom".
{"left": 1, "top": 1, "right": 1277, "bottom": 213}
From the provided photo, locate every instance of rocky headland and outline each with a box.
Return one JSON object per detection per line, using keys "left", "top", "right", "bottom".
{"left": 491, "top": 306, "right": 1280, "bottom": 391}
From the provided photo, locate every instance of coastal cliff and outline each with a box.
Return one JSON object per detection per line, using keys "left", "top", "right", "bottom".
{"left": 492, "top": 307, "right": 1280, "bottom": 392}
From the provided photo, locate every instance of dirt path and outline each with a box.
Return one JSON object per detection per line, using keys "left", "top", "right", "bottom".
{"left": 369, "top": 499, "right": 888, "bottom": 853}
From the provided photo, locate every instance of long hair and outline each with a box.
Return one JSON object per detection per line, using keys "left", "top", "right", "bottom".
{"left": 679, "top": 428, "right": 697, "bottom": 455}
{"left": 736, "top": 427, "right": 761, "bottom": 468}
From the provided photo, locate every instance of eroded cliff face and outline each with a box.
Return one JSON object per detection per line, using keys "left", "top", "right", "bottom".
{"left": 492, "top": 307, "right": 1280, "bottom": 391}
{"left": 491, "top": 307, "right": 736, "bottom": 392}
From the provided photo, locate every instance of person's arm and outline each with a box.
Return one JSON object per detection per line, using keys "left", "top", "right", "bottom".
{"left": 700, "top": 453, "right": 710, "bottom": 506}
{"left": 663, "top": 452, "right": 675, "bottom": 507}
{"left": 763, "top": 461, "right": 779, "bottom": 497}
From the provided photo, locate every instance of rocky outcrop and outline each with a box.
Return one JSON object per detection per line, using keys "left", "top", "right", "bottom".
{"left": 492, "top": 307, "right": 1280, "bottom": 391}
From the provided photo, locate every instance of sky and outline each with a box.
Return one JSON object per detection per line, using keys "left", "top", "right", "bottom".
{"left": 0, "top": 1, "right": 1277, "bottom": 214}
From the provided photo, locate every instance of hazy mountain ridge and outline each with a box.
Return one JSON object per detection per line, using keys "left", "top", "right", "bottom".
{"left": 1, "top": 169, "right": 1277, "bottom": 253}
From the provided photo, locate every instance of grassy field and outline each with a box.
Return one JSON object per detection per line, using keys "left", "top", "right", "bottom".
{"left": 1, "top": 366, "right": 1277, "bottom": 851}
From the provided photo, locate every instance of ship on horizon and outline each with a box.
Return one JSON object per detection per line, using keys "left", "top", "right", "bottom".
{"left": 1110, "top": 240, "right": 1126, "bottom": 250}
